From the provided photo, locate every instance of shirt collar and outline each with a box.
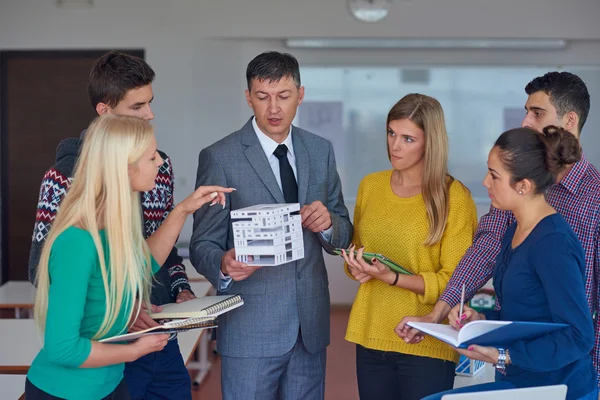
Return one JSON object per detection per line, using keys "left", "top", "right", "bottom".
{"left": 558, "top": 152, "right": 589, "bottom": 194}
{"left": 252, "top": 117, "right": 294, "bottom": 159}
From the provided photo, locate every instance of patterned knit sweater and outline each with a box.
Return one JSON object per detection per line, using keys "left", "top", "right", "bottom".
{"left": 28, "top": 137, "right": 192, "bottom": 305}
{"left": 345, "top": 170, "right": 478, "bottom": 363}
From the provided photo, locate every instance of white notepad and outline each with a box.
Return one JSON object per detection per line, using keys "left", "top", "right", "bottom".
{"left": 150, "top": 294, "right": 244, "bottom": 319}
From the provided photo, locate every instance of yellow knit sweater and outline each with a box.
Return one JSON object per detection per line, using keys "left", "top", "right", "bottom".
{"left": 345, "top": 170, "right": 478, "bottom": 363}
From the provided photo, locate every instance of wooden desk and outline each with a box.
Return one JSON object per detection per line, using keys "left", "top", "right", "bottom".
{"left": 0, "top": 281, "right": 36, "bottom": 318}
{"left": 0, "top": 319, "right": 40, "bottom": 374}
{"left": 0, "top": 374, "right": 26, "bottom": 399}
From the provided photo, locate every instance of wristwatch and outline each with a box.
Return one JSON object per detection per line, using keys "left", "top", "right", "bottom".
{"left": 495, "top": 348, "right": 510, "bottom": 374}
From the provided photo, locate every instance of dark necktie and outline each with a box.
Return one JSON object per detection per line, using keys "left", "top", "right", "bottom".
{"left": 273, "top": 144, "right": 298, "bottom": 203}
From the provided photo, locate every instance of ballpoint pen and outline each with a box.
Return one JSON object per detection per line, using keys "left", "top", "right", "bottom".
{"left": 458, "top": 283, "right": 466, "bottom": 329}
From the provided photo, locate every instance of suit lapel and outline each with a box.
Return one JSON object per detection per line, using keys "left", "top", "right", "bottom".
{"left": 240, "top": 119, "right": 286, "bottom": 203}
{"left": 292, "top": 129, "right": 310, "bottom": 206}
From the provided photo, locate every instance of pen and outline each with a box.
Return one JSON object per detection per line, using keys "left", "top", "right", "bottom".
{"left": 458, "top": 283, "right": 465, "bottom": 329}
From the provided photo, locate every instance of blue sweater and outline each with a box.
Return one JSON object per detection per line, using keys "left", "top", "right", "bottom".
{"left": 485, "top": 213, "right": 596, "bottom": 399}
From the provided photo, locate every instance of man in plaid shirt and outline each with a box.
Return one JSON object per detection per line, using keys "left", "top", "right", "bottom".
{"left": 396, "top": 71, "right": 600, "bottom": 385}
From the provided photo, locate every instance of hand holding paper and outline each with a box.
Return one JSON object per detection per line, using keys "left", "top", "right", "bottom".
{"left": 131, "top": 334, "right": 170, "bottom": 359}
{"left": 221, "top": 248, "right": 261, "bottom": 281}
{"left": 395, "top": 314, "right": 437, "bottom": 344}
{"left": 129, "top": 301, "right": 163, "bottom": 332}
{"left": 300, "top": 200, "right": 332, "bottom": 232}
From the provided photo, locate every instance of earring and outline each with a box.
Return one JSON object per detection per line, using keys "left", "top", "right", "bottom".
{"left": 518, "top": 190, "right": 523, "bottom": 195}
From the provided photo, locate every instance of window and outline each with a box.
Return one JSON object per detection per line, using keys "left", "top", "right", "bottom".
{"left": 297, "top": 66, "right": 600, "bottom": 212}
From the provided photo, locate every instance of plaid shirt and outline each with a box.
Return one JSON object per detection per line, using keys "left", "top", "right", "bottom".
{"left": 441, "top": 153, "right": 600, "bottom": 384}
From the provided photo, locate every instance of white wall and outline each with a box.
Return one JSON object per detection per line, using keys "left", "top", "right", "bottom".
{"left": 2, "top": 0, "right": 600, "bottom": 303}
{"left": 200, "top": 0, "right": 600, "bottom": 40}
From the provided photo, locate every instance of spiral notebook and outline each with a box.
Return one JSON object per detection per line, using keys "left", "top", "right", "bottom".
{"left": 99, "top": 316, "right": 218, "bottom": 343}
{"left": 149, "top": 294, "right": 244, "bottom": 319}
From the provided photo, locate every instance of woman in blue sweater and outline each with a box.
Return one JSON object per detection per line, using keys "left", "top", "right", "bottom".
{"left": 423, "top": 126, "right": 597, "bottom": 400}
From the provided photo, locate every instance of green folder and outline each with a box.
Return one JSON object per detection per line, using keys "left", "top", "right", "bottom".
{"left": 332, "top": 248, "right": 413, "bottom": 275}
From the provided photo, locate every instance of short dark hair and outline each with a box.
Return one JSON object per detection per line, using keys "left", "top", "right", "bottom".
{"left": 87, "top": 51, "right": 155, "bottom": 110}
{"left": 525, "top": 71, "right": 590, "bottom": 134}
{"left": 246, "top": 51, "right": 301, "bottom": 91}
{"left": 495, "top": 126, "right": 581, "bottom": 194}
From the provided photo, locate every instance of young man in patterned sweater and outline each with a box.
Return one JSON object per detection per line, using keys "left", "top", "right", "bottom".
{"left": 28, "top": 51, "right": 196, "bottom": 400}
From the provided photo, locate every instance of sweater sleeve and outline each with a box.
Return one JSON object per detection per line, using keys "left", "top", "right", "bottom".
{"left": 508, "top": 232, "right": 594, "bottom": 372}
{"left": 28, "top": 168, "right": 72, "bottom": 285}
{"left": 440, "top": 206, "right": 513, "bottom": 308}
{"left": 158, "top": 154, "right": 192, "bottom": 299}
{"left": 44, "top": 229, "right": 95, "bottom": 368}
{"left": 419, "top": 181, "right": 478, "bottom": 305}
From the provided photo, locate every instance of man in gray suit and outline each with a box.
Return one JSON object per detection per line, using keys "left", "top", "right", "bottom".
{"left": 190, "top": 51, "right": 353, "bottom": 399}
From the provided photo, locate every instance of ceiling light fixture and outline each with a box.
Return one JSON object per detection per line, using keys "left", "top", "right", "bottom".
{"left": 285, "top": 38, "right": 568, "bottom": 50}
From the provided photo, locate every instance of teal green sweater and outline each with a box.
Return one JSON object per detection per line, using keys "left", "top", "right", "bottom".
{"left": 27, "top": 227, "right": 160, "bottom": 399}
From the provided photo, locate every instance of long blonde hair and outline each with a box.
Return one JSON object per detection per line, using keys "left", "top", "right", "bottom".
{"left": 35, "top": 115, "right": 155, "bottom": 339}
{"left": 387, "top": 93, "right": 453, "bottom": 245}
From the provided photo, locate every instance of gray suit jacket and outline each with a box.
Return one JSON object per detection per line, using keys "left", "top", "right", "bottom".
{"left": 190, "top": 118, "right": 353, "bottom": 358}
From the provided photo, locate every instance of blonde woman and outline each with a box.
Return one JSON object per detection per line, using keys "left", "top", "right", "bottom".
{"left": 341, "top": 93, "right": 477, "bottom": 400}
{"left": 26, "top": 115, "right": 233, "bottom": 400}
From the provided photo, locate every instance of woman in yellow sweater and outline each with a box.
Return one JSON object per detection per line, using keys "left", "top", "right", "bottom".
{"left": 342, "top": 93, "right": 478, "bottom": 400}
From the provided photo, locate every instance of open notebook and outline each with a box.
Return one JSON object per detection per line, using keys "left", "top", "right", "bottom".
{"left": 149, "top": 294, "right": 244, "bottom": 319}
{"left": 100, "top": 317, "right": 217, "bottom": 343}
{"left": 407, "top": 320, "right": 568, "bottom": 349}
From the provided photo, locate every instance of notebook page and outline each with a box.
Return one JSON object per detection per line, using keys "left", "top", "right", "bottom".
{"left": 457, "top": 320, "right": 511, "bottom": 344}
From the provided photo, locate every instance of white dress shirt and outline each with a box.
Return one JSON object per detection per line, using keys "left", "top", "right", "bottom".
{"left": 251, "top": 117, "right": 331, "bottom": 240}
{"left": 252, "top": 117, "right": 297, "bottom": 190}
{"left": 219, "top": 118, "right": 331, "bottom": 290}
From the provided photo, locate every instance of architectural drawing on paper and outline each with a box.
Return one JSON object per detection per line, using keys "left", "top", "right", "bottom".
{"left": 231, "top": 203, "right": 304, "bottom": 266}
